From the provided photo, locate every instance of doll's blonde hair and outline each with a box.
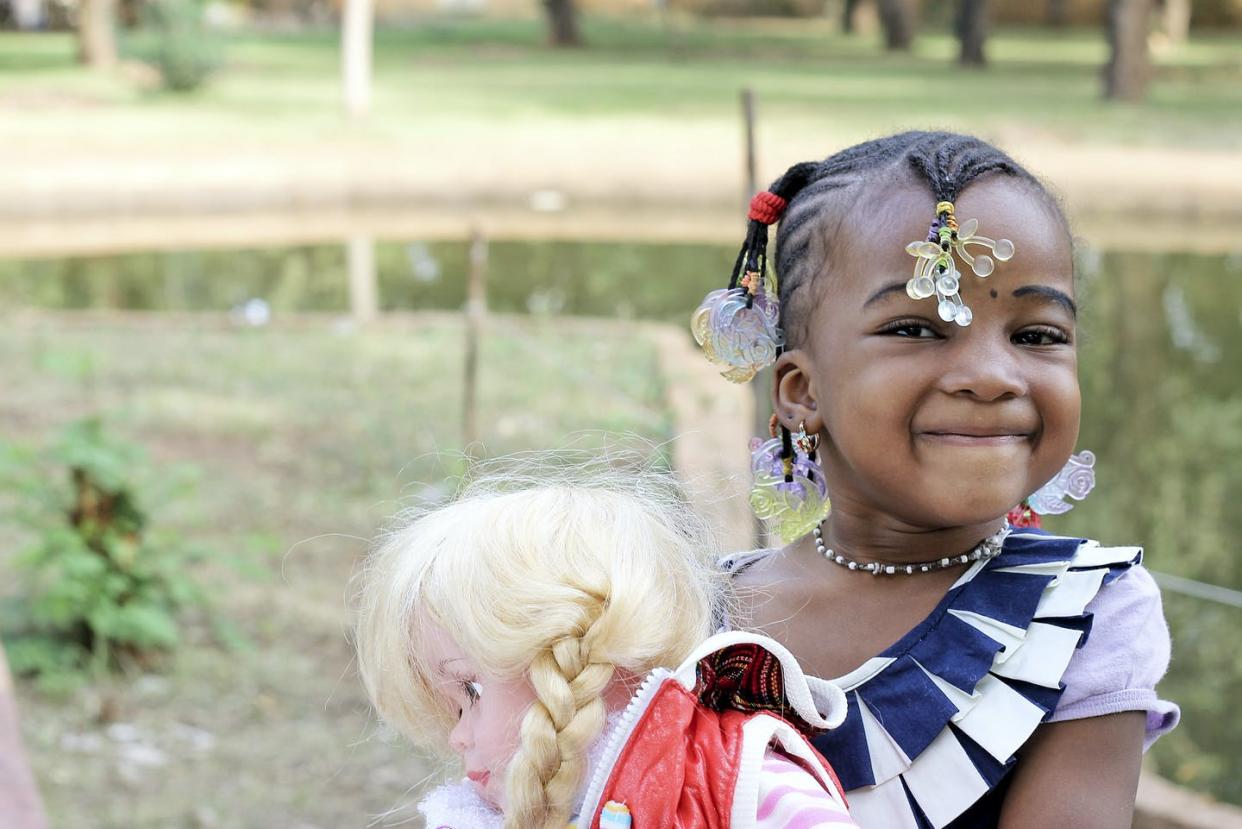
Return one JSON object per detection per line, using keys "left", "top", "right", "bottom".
{"left": 353, "top": 460, "right": 728, "bottom": 829}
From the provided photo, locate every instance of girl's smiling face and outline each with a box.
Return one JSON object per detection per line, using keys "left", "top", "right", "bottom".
{"left": 776, "top": 176, "right": 1080, "bottom": 530}
{"left": 423, "top": 624, "right": 533, "bottom": 811}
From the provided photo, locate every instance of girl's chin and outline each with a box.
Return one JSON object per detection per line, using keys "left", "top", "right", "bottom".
{"left": 899, "top": 496, "right": 1024, "bottom": 530}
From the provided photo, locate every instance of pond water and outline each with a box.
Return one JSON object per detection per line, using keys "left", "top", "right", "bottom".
{"left": 3, "top": 238, "right": 1242, "bottom": 802}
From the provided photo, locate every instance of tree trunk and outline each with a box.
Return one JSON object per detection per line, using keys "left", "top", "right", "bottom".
{"left": 956, "top": 0, "right": 987, "bottom": 66}
{"left": 877, "top": 0, "right": 914, "bottom": 50}
{"left": 1104, "top": 0, "right": 1153, "bottom": 101}
{"left": 1045, "top": 0, "right": 1067, "bottom": 26}
{"left": 543, "top": 0, "right": 582, "bottom": 47}
{"left": 76, "top": 0, "right": 118, "bottom": 68}
{"left": 842, "top": 0, "right": 862, "bottom": 33}
{"left": 341, "top": 0, "right": 374, "bottom": 119}
{"left": 1159, "top": 0, "right": 1190, "bottom": 44}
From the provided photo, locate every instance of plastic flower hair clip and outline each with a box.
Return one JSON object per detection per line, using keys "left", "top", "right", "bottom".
{"left": 691, "top": 272, "right": 782, "bottom": 384}
{"left": 748, "top": 419, "right": 830, "bottom": 543}
{"left": 904, "top": 200, "right": 1016, "bottom": 327}
{"left": 691, "top": 191, "right": 789, "bottom": 383}
{"left": 1008, "top": 450, "right": 1096, "bottom": 528}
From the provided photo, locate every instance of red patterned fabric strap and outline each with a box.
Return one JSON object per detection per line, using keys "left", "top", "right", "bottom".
{"left": 1007, "top": 502, "right": 1042, "bottom": 529}
{"left": 748, "top": 191, "right": 788, "bottom": 225}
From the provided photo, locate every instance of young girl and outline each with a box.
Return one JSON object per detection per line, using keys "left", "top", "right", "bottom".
{"left": 352, "top": 469, "right": 860, "bottom": 829}
{"left": 693, "top": 131, "right": 1179, "bottom": 829}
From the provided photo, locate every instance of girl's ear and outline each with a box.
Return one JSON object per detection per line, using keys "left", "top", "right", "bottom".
{"left": 773, "top": 349, "right": 823, "bottom": 435}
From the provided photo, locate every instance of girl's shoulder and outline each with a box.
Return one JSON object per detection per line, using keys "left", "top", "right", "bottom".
{"left": 1049, "top": 559, "right": 1180, "bottom": 747}
{"left": 718, "top": 547, "right": 779, "bottom": 578}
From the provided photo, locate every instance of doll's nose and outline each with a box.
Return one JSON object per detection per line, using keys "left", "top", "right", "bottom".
{"left": 449, "top": 718, "right": 471, "bottom": 754}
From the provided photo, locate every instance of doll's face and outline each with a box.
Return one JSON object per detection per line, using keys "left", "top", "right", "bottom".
{"left": 776, "top": 176, "right": 1080, "bottom": 527}
{"left": 423, "top": 624, "right": 534, "bottom": 811}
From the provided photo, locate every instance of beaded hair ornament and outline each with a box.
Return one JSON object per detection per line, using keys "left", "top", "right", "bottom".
{"left": 905, "top": 200, "right": 1015, "bottom": 326}
{"left": 691, "top": 191, "right": 790, "bottom": 383}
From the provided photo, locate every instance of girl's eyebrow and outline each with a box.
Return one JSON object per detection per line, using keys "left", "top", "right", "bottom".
{"left": 863, "top": 281, "right": 911, "bottom": 308}
{"left": 437, "top": 658, "right": 465, "bottom": 673}
{"left": 1012, "top": 285, "right": 1077, "bottom": 318}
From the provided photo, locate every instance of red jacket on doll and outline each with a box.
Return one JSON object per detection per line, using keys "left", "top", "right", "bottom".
{"left": 419, "top": 632, "right": 857, "bottom": 829}
{"left": 574, "top": 632, "right": 855, "bottom": 829}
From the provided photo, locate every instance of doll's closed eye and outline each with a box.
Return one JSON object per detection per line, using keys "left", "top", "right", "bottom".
{"left": 453, "top": 678, "right": 483, "bottom": 718}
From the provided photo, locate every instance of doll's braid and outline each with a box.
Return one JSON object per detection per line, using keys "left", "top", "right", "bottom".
{"left": 504, "top": 604, "right": 615, "bottom": 829}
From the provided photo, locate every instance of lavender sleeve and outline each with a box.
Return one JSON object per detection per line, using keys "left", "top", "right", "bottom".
{"left": 1048, "top": 564, "right": 1181, "bottom": 750}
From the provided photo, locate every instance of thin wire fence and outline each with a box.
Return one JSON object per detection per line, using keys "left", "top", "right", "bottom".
{"left": 1150, "top": 571, "right": 1242, "bottom": 609}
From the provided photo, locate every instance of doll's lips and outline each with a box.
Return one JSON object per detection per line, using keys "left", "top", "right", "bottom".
{"left": 467, "top": 770, "right": 490, "bottom": 786}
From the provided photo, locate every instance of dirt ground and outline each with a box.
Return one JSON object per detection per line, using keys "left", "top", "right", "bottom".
{"left": 5, "top": 129, "right": 1242, "bottom": 226}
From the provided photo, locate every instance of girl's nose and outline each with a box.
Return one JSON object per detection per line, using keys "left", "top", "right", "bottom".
{"left": 937, "top": 335, "right": 1027, "bottom": 401}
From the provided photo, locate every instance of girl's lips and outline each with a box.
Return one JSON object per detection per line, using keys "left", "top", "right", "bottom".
{"left": 918, "top": 432, "right": 1030, "bottom": 446}
{"left": 466, "top": 770, "right": 490, "bottom": 786}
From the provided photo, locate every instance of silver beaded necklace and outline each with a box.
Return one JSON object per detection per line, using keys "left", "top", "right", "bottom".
{"left": 812, "top": 522, "right": 1011, "bottom": 576}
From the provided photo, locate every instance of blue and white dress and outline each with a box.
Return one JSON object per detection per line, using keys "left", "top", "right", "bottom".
{"left": 724, "top": 528, "right": 1180, "bottom": 829}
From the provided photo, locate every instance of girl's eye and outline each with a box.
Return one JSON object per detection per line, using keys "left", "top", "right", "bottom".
{"left": 879, "top": 319, "right": 939, "bottom": 339}
{"left": 461, "top": 680, "right": 482, "bottom": 705}
{"left": 1013, "top": 326, "right": 1071, "bottom": 346}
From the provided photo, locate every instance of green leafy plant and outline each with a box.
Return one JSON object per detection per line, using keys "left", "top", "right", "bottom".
{"left": 0, "top": 419, "right": 202, "bottom": 690}
{"left": 129, "top": 0, "right": 222, "bottom": 93}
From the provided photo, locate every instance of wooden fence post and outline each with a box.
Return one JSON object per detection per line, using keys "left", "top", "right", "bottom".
{"left": 0, "top": 643, "right": 49, "bottom": 829}
{"left": 347, "top": 235, "right": 378, "bottom": 324}
{"left": 462, "top": 226, "right": 488, "bottom": 454}
{"left": 741, "top": 88, "right": 767, "bottom": 550}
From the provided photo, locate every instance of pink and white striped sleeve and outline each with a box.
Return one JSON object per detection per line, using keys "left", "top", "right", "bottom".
{"left": 755, "top": 750, "right": 859, "bottom": 829}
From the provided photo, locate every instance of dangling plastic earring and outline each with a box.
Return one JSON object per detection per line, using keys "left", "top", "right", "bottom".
{"left": 749, "top": 417, "right": 831, "bottom": 543}
{"left": 1008, "top": 450, "right": 1096, "bottom": 529}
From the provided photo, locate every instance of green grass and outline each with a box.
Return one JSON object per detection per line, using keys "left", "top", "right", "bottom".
{"left": 0, "top": 17, "right": 1239, "bottom": 148}
{"left": 0, "top": 312, "right": 674, "bottom": 828}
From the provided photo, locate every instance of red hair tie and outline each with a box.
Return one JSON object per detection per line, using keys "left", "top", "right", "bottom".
{"left": 748, "top": 191, "right": 788, "bottom": 226}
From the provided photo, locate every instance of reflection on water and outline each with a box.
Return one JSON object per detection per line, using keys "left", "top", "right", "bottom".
{"left": 0, "top": 239, "right": 737, "bottom": 322}
{"left": 2, "top": 240, "right": 1241, "bottom": 802}
{"left": 1063, "top": 249, "right": 1242, "bottom": 803}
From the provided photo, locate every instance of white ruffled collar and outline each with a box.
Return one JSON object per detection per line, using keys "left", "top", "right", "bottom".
{"left": 418, "top": 778, "right": 504, "bottom": 829}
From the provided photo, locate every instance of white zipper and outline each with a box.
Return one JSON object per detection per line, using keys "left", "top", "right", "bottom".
{"left": 574, "top": 667, "right": 672, "bottom": 826}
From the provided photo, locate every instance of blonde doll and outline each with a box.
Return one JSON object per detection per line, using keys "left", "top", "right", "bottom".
{"left": 353, "top": 468, "right": 858, "bottom": 829}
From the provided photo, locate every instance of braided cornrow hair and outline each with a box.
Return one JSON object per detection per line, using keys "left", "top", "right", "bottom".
{"left": 504, "top": 607, "right": 615, "bottom": 829}
{"left": 769, "top": 130, "right": 1066, "bottom": 347}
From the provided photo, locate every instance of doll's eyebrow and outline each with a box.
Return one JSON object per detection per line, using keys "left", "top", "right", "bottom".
{"left": 437, "top": 658, "right": 465, "bottom": 673}
{"left": 1012, "top": 286, "right": 1077, "bottom": 317}
{"left": 863, "top": 281, "right": 911, "bottom": 307}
